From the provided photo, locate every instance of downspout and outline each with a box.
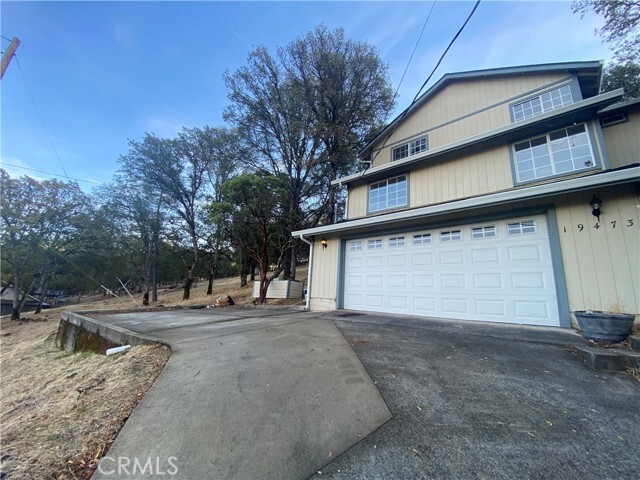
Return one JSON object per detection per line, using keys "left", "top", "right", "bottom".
{"left": 299, "top": 235, "right": 313, "bottom": 311}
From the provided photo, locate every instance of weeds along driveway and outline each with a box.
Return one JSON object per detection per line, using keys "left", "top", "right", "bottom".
{"left": 313, "top": 314, "right": 640, "bottom": 480}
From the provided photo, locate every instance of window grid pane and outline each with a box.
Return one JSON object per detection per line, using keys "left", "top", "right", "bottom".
{"left": 368, "top": 239, "right": 383, "bottom": 249}
{"left": 472, "top": 226, "right": 496, "bottom": 239}
{"left": 441, "top": 230, "right": 462, "bottom": 242}
{"left": 512, "top": 85, "right": 574, "bottom": 122}
{"left": 389, "top": 236, "right": 406, "bottom": 247}
{"left": 369, "top": 175, "right": 408, "bottom": 213}
{"left": 514, "top": 124, "right": 594, "bottom": 182}
{"left": 413, "top": 234, "right": 432, "bottom": 245}
{"left": 349, "top": 241, "right": 363, "bottom": 251}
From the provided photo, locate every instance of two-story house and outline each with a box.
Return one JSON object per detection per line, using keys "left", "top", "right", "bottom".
{"left": 293, "top": 61, "right": 639, "bottom": 328}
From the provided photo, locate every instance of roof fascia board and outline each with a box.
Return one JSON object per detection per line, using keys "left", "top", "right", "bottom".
{"left": 598, "top": 97, "right": 640, "bottom": 113}
{"left": 294, "top": 166, "right": 639, "bottom": 237}
{"left": 359, "top": 61, "right": 603, "bottom": 156}
{"left": 336, "top": 88, "right": 623, "bottom": 187}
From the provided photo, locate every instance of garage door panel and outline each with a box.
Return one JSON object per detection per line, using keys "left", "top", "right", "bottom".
{"left": 471, "top": 247, "right": 501, "bottom": 263}
{"left": 343, "top": 214, "right": 560, "bottom": 327}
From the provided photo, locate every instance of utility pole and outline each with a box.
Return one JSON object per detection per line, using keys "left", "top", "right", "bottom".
{"left": 1, "top": 36, "right": 20, "bottom": 80}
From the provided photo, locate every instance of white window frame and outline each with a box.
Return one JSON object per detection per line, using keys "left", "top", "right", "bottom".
{"left": 472, "top": 226, "right": 496, "bottom": 239}
{"left": 368, "top": 175, "right": 408, "bottom": 213}
{"left": 512, "top": 84, "right": 573, "bottom": 122}
{"left": 349, "top": 241, "right": 363, "bottom": 251}
{"left": 389, "top": 236, "right": 405, "bottom": 247}
{"left": 440, "top": 230, "right": 462, "bottom": 242}
{"left": 512, "top": 124, "right": 596, "bottom": 183}
{"left": 367, "top": 239, "right": 383, "bottom": 249}
{"left": 392, "top": 136, "right": 428, "bottom": 162}
{"left": 507, "top": 221, "right": 536, "bottom": 235}
{"left": 413, "top": 233, "right": 432, "bottom": 245}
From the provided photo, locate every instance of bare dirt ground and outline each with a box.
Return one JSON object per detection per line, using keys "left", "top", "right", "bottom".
{"left": 0, "top": 270, "right": 306, "bottom": 479}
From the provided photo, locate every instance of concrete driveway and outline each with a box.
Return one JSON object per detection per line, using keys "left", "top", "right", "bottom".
{"left": 91, "top": 308, "right": 391, "bottom": 480}
{"left": 91, "top": 308, "right": 640, "bottom": 480}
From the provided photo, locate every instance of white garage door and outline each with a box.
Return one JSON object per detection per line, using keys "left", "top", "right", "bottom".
{"left": 343, "top": 214, "right": 560, "bottom": 326}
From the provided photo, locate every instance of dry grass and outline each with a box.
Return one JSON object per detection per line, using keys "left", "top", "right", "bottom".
{"left": 0, "top": 269, "right": 307, "bottom": 479}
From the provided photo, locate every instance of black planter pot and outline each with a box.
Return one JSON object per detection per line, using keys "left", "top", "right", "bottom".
{"left": 574, "top": 311, "right": 635, "bottom": 344}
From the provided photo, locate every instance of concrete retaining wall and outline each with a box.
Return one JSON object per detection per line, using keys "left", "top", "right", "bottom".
{"left": 56, "top": 311, "right": 166, "bottom": 354}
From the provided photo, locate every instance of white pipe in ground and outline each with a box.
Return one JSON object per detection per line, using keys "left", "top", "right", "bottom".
{"left": 106, "top": 345, "right": 132, "bottom": 356}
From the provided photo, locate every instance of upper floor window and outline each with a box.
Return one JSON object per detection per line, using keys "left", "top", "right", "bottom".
{"left": 513, "top": 124, "right": 595, "bottom": 183}
{"left": 392, "top": 136, "right": 428, "bottom": 161}
{"left": 512, "top": 85, "right": 573, "bottom": 122}
{"left": 369, "top": 175, "right": 408, "bottom": 213}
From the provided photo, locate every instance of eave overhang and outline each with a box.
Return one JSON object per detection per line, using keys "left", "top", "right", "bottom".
{"left": 335, "top": 88, "right": 624, "bottom": 187}
{"left": 294, "top": 165, "right": 639, "bottom": 238}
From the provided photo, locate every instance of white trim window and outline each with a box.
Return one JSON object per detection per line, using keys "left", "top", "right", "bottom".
{"left": 440, "top": 230, "right": 462, "bottom": 242}
{"left": 369, "top": 175, "right": 408, "bottom": 213}
{"left": 513, "top": 124, "right": 595, "bottom": 183}
{"left": 392, "top": 136, "right": 428, "bottom": 161}
{"left": 507, "top": 221, "right": 536, "bottom": 235}
{"left": 368, "top": 239, "right": 383, "bottom": 249}
{"left": 389, "top": 236, "right": 405, "bottom": 247}
{"left": 413, "top": 233, "right": 432, "bottom": 245}
{"left": 472, "top": 226, "right": 496, "bottom": 239}
{"left": 512, "top": 84, "right": 573, "bottom": 122}
{"left": 349, "top": 241, "right": 363, "bottom": 251}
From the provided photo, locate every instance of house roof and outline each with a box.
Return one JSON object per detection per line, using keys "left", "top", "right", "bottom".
{"left": 360, "top": 60, "right": 603, "bottom": 158}
{"left": 335, "top": 88, "right": 624, "bottom": 187}
{"left": 598, "top": 97, "right": 640, "bottom": 114}
{"left": 293, "top": 165, "right": 640, "bottom": 238}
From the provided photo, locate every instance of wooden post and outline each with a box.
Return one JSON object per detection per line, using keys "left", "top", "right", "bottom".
{"left": 1, "top": 37, "right": 20, "bottom": 80}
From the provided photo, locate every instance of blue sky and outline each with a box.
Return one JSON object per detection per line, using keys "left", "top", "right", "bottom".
{"left": 1, "top": 1, "right": 611, "bottom": 190}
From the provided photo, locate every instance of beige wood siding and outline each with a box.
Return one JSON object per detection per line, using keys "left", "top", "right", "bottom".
{"left": 347, "top": 184, "right": 368, "bottom": 219}
{"left": 555, "top": 184, "right": 640, "bottom": 316}
{"left": 602, "top": 111, "right": 640, "bottom": 169}
{"left": 347, "top": 146, "right": 513, "bottom": 220}
{"left": 409, "top": 146, "right": 512, "bottom": 207}
{"left": 309, "top": 236, "right": 338, "bottom": 310}
{"left": 371, "top": 73, "right": 570, "bottom": 168}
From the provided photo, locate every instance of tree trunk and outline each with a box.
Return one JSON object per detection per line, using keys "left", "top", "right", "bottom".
{"left": 15, "top": 274, "right": 40, "bottom": 320}
{"left": 289, "top": 241, "right": 297, "bottom": 281}
{"left": 183, "top": 274, "right": 193, "bottom": 300}
{"left": 11, "top": 268, "right": 20, "bottom": 320}
{"left": 282, "top": 247, "right": 291, "bottom": 280}
{"left": 35, "top": 276, "right": 50, "bottom": 314}
{"left": 143, "top": 291, "right": 150, "bottom": 306}
{"left": 250, "top": 261, "right": 256, "bottom": 282}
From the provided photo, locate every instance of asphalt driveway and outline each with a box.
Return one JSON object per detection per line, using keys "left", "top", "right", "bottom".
{"left": 314, "top": 312, "right": 640, "bottom": 479}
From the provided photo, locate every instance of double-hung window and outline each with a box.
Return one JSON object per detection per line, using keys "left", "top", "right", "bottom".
{"left": 392, "top": 136, "right": 428, "bottom": 161}
{"left": 513, "top": 124, "right": 595, "bottom": 183}
{"left": 512, "top": 84, "right": 574, "bottom": 122}
{"left": 369, "top": 175, "right": 408, "bottom": 213}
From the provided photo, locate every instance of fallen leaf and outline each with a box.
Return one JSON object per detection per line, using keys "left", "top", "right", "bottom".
{"left": 545, "top": 421, "right": 553, "bottom": 426}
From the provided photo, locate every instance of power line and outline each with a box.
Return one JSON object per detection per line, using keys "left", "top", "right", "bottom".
{"left": 369, "top": 0, "right": 481, "bottom": 166}
{"left": 393, "top": 0, "right": 438, "bottom": 104}
{"left": 1, "top": 34, "right": 13, "bottom": 42}
{"left": 0, "top": 162, "right": 102, "bottom": 185}
{"left": 13, "top": 54, "right": 72, "bottom": 181}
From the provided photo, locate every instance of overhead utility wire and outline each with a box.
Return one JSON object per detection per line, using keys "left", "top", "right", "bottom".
{"left": 368, "top": 0, "right": 481, "bottom": 167}
{"left": 392, "top": 0, "right": 437, "bottom": 104}
{"left": 14, "top": 55, "right": 72, "bottom": 182}
{"left": 1, "top": 34, "right": 13, "bottom": 42}
{"left": 1, "top": 162, "right": 102, "bottom": 185}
